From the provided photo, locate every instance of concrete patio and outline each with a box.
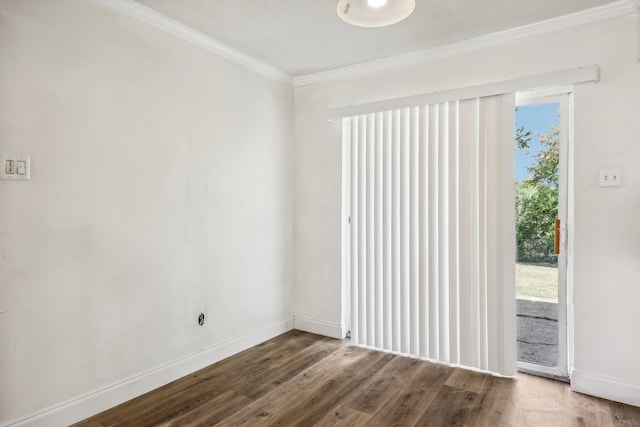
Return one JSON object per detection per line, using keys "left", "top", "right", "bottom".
{"left": 517, "top": 298, "right": 558, "bottom": 367}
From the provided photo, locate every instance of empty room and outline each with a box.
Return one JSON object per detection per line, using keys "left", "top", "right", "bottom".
{"left": 1, "top": 0, "right": 640, "bottom": 425}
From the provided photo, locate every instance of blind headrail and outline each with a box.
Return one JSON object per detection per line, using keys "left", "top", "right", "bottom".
{"left": 327, "top": 65, "right": 599, "bottom": 121}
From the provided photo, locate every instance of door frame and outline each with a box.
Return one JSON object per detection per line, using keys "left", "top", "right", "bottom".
{"left": 515, "top": 87, "right": 573, "bottom": 380}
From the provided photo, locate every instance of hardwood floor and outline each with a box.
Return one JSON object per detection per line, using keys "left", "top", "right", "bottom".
{"left": 76, "top": 330, "right": 640, "bottom": 426}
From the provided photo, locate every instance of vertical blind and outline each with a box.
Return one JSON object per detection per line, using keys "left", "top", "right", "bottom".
{"left": 344, "top": 95, "right": 516, "bottom": 376}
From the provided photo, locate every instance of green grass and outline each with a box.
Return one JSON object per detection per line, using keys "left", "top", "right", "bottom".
{"left": 516, "top": 262, "right": 558, "bottom": 301}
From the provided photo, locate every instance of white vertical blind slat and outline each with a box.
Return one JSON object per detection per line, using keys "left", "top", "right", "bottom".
{"left": 391, "top": 110, "right": 401, "bottom": 353}
{"left": 366, "top": 114, "right": 375, "bottom": 347}
{"left": 470, "top": 98, "right": 482, "bottom": 368}
{"left": 383, "top": 111, "right": 393, "bottom": 350}
{"left": 427, "top": 104, "right": 440, "bottom": 361}
{"left": 449, "top": 100, "right": 460, "bottom": 366}
{"left": 350, "top": 116, "right": 360, "bottom": 344}
{"left": 478, "top": 101, "right": 489, "bottom": 371}
{"left": 375, "top": 112, "right": 384, "bottom": 349}
{"left": 457, "top": 99, "right": 474, "bottom": 367}
{"left": 400, "top": 108, "right": 411, "bottom": 354}
{"left": 343, "top": 119, "right": 351, "bottom": 341}
{"left": 409, "top": 106, "right": 420, "bottom": 357}
{"left": 358, "top": 115, "right": 368, "bottom": 345}
{"left": 484, "top": 97, "right": 501, "bottom": 374}
{"left": 418, "top": 105, "right": 430, "bottom": 359}
{"left": 438, "top": 102, "right": 450, "bottom": 363}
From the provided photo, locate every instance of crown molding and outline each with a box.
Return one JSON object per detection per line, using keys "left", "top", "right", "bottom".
{"left": 90, "top": 0, "right": 292, "bottom": 83}
{"left": 294, "top": 0, "right": 637, "bottom": 87}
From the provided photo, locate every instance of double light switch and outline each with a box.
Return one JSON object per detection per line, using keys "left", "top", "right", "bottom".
{"left": 598, "top": 169, "right": 622, "bottom": 187}
{"left": 1, "top": 154, "right": 30, "bottom": 181}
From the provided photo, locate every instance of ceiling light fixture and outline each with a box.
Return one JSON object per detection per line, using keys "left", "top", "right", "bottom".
{"left": 337, "top": 0, "right": 415, "bottom": 28}
{"left": 367, "top": 0, "right": 387, "bottom": 8}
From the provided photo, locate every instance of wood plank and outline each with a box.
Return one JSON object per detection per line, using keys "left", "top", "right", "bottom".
{"left": 564, "top": 390, "right": 616, "bottom": 427}
{"left": 218, "top": 333, "right": 341, "bottom": 400}
{"left": 343, "top": 354, "right": 433, "bottom": 414}
{"left": 72, "top": 421, "right": 103, "bottom": 427}
{"left": 415, "top": 384, "right": 484, "bottom": 426}
{"left": 444, "top": 367, "right": 491, "bottom": 393}
{"left": 610, "top": 401, "right": 640, "bottom": 427}
{"left": 221, "top": 346, "right": 392, "bottom": 426}
{"left": 276, "top": 349, "right": 393, "bottom": 426}
{"left": 370, "top": 361, "right": 452, "bottom": 426}
{"left": 468, "top": 376, "right": 518, "bottom": 426}
{"left": 315, "top": 404, "right": 372, "bottom": 427}
{"left": 163, "top": 390, "right": 251, "bottom": 427}
{"left": 76, "top": 332, "right": 640, "bottom": 427}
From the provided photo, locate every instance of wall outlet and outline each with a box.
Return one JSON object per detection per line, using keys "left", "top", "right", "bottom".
{"left": 599, "top": 169, "right": 622, "bottom": 187}
{"left": 1, "top": 154, "right": 31, "bottom": 181}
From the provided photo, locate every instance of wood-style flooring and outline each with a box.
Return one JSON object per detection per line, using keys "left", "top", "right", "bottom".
{"left": 76, "top": 330, "right": 640, "bottom": 426}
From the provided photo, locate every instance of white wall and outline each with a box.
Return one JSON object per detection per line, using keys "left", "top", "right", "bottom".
{"left": 294, "top": 15, "right": 640, "bottom": 404}
{"left": 0, "top": 0, "right": 293, "bottom": 424}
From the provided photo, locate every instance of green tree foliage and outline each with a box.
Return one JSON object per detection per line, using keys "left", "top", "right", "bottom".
{"left": 516, "top": 125, "right": 532, "bottom": 150}
{"left": 515, "top": 119, "right": 559, "bottom": 264}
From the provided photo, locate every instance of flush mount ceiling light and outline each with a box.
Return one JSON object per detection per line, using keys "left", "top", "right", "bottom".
{"left": 337, "top": 0, "right": 416, "bottom": 28}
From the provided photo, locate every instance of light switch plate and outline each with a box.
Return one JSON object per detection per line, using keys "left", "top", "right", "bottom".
{"left": 1, "top": 154, "right": 31, "bottom": 181}
{"left": 599, "top": 169, "right": 622, "bottom": 187}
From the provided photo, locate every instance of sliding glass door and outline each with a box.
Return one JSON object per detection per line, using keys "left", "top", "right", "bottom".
{"left": 514, "top": 91, "right": 570, "bottom": 380}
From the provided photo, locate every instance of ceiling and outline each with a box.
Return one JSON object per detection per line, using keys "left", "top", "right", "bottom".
{"left": 133, "top": 0, "right": 619, "bottom": 77}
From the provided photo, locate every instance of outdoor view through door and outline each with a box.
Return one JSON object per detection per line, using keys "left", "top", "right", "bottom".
{"left": 515, "top": 95, "right": 568, "bottom": 380}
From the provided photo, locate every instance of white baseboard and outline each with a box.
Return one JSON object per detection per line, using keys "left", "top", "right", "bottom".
{"left": 293, "top": 315, "right": 344, "bottom": 339}
{"left": 6, "top": 317, "right": 294, "bottom": 427}
{"left": 571, "top": 369, "right": 640, "bottom": 407}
